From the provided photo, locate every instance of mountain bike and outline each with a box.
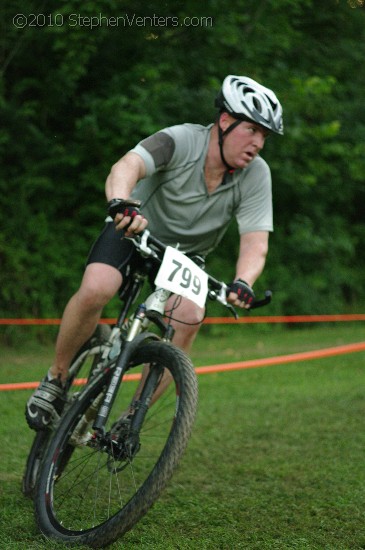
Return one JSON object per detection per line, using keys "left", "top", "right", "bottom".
{"left": 28, "top": 212, "right": 271, "bottom": 548}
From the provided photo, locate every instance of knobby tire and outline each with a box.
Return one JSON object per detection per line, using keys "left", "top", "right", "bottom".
{"left": 34, "top": 340, "right": 198, "bottom": 548}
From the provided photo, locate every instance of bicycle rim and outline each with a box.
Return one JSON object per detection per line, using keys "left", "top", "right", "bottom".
{"left": 35, "top": 341, "right": 198, "bottom": 548}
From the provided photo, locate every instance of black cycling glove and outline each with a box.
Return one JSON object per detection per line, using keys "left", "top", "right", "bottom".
{"left": 107, "top": 198, "right": 141, "bottom": 221}
{"left": 228, "top": 278, "right": 255, "bottom": 306}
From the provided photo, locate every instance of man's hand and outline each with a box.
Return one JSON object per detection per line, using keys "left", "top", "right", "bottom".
{"left": 108, "top": 198, "right": 148, "bottom": 237}
{"left": 227, "top": 279, "right": 255, "bottom": 309}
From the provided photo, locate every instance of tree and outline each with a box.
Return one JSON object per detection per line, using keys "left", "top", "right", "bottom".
{"left": 1, "top": 0, "right": 364, "bottom": 320}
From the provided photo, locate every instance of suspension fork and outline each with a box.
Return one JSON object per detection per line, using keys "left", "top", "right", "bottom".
{"left": 92, "top": 304, "right": 147, "bottom": 432}
{"left": 92, "top": 287, "right": 173, "bottom": 433}
{"left": 129, "top": 362, "right": 165, "bottom": 433}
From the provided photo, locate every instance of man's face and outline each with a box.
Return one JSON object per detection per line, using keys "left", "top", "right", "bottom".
{"left": 220, "top": 113, "right": 269, "bottom": 169}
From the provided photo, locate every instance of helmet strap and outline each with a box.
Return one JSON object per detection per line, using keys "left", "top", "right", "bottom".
{"left": 217, "top": 116, "right": 242, "bottom": 172}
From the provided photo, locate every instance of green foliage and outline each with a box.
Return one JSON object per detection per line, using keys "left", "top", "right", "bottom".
{"left": 1, "top": 0, "right": 365, "bottom": 318}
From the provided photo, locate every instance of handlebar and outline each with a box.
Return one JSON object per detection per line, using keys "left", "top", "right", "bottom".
{"left": 108, "top": 196, "right": 271, "bottom": 315}
{"left": 127, "top": 229, "right": 272, "bottom": 316}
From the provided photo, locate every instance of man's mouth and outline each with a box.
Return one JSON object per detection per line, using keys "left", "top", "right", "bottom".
{"left": 242, "top": 151, "right": 255, "bottom": 163}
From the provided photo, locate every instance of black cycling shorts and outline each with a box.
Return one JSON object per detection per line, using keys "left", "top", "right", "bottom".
{"left": 86, "top": 222, "right": 159, "bottom": 288}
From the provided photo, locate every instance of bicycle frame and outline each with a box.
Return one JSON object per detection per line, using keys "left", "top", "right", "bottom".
{"left": 92, "top": 233, "right": 176, "bottom": 431}
{"left": 89, "top": 228, "right": 271, "bottom": 432}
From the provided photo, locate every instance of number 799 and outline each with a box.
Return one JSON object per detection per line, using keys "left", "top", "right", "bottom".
{"left": 168, "top": 260, "right": 202, "bottom": 296}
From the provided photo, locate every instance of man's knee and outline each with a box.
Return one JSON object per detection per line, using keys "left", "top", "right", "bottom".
{"left": 168, "top": 298, "right": 204, "bottom": 349}
{"left": 77, "top": 263, "right": 123, "bottom": 310}
{"left": 175, "top": 300, "right": 205, "bottom": 326}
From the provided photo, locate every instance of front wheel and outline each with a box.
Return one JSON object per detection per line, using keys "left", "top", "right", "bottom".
{"left": 34, "top": 341, "right": 198, "bottom": 548}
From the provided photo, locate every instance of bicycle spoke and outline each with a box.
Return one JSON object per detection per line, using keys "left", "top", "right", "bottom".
{"left": 35, "top": 341, "right": 197, "bottom": 546}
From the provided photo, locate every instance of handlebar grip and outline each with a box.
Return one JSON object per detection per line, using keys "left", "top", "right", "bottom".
{"left": 249, "top": 290, "right": 272, "bottom": 310}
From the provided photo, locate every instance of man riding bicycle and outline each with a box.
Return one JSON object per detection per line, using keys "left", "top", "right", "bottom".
{"left": 26, "top": 75, "right": 284, "bottom": 431}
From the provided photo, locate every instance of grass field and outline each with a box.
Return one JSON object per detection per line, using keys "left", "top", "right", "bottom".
{"left": 0, "top": 323, "right": 364, "bottom": 549}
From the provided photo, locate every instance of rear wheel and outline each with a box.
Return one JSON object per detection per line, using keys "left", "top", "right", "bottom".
{"left": 22, "top": 324, "right": 111, "bottom": 498}
{"left": 34, "top": 340, "right": 198, "bottom": 548}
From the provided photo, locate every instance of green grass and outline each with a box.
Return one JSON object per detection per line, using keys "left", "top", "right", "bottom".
{"left": 0, "top": 324, "right": 364, "bottom": 549}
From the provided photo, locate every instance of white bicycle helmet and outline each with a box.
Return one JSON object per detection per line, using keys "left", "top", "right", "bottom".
{"left": 215, "top": 75, "right": 284, "bottom": 135}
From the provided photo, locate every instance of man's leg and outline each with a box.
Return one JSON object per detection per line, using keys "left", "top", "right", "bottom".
{"left": 50, "top": 263, "right": 123, "bottom": 382}
{"left": 167, "top": 296, "right": 204, "bottom": 354}
{"left": 133, "top": 297, "right": 204, "bottom": 406}
{"left": 26, "top": 262, "right": 123, "bottom": 430}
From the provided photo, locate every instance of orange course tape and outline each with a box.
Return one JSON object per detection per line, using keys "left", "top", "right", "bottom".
{"left": 195, "top": 341, "right": 365, "bottom": 374}
{"left": 1, "top": 341, "right": 364, "bottom": 392}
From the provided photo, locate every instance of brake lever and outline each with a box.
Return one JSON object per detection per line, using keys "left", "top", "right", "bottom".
{"left": 227, "top": 304, "right": 239, "bottom": 320}
{"left": 128, "top": 229, "right": 159, "bottom": 260}
{"left": 208, "top": 284, "right": 239, "bottom": 320}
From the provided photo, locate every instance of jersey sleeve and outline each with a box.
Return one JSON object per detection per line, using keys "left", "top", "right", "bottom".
{"left": 129, "top": 124, "right": 208, "bottom": 177}
{"left": 129, "top": 131, "right": 174, "bottom": 177}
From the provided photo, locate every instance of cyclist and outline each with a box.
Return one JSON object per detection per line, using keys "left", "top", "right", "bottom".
{"left": 26, "top": 75, "right": 283, "bottom": 430}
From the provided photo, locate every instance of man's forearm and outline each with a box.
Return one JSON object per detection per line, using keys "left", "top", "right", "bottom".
{"left": 235, "top": 231, "right": 269, "bottom": 287}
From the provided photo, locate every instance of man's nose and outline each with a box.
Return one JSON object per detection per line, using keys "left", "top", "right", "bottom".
{"left": 253, "top": 133, "right": 265, "bottom": 150}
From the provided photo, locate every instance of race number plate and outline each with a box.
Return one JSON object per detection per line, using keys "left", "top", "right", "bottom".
{"left": 154, "top": 247, "right": 208, "bottom": 308}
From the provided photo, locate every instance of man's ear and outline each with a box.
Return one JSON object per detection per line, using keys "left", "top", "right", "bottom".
{"left": 219, "top": 111, "right": 232, "bottom": 132}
